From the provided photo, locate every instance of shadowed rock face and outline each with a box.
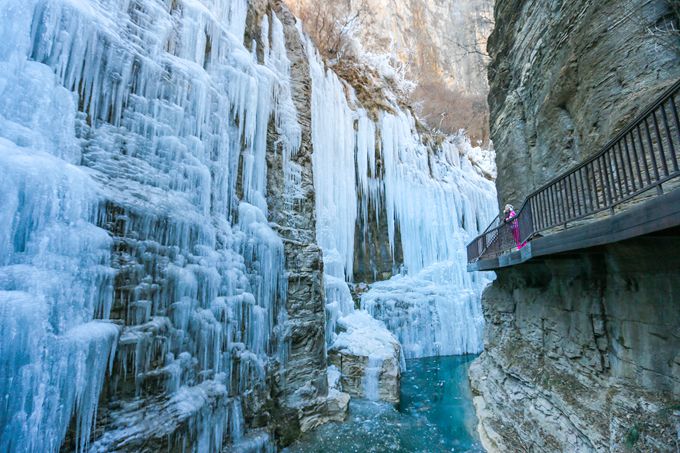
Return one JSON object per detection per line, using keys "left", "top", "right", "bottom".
{"left": 470, "top": 237, "right": 680, "bottom": 451}
{"left": 475, "top": 1, "right": 680, "bottom": 450}
{"left": 488, "top": 0, "right": 679, "bottom": 208}
{"left": 353, "top": 192, "right": 404, "bottom": 283}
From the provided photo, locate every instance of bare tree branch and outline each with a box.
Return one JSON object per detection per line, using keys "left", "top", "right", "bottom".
{"left": 292, "top": 0, "right": 373, "bottom": 60}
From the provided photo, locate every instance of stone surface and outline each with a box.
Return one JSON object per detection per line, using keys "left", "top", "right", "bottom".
{"left": 474, "top": 2, "right": 680, "bottom": 450}
{"left": 470, "top": 237, "right": 680, "bottom": 452}
{"left": 488, "top": 0, "right": 680, "bottom": 208}
{"left": 321, "top": 366, "right": 351, "bottom": 425}
{"left": 328, "top": 311, "right": 402, "bottom": 404}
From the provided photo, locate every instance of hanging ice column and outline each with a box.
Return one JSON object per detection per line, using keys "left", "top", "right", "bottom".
{"left": 363, "top": 111, "right": 498, "bottom": 358}
{"left": 302, "top": 16, "right": 497, "bottom": 358}
{"left": 304, "top": 32, "right": 358, "bottom": 344}
{"left": 0, "top": 8, "right": 118, "bottom": 451}
{"left": 1, "top": 0, "right": 299, "bottom": 450}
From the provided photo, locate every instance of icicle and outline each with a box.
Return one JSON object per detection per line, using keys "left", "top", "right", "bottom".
{"left": 0, "top": 0, "right": 290, "bottom": 451}
{"left": 362, "top": 111, "right": 498, "bottom": 357}
{"left": 305, "top": 35, "right": 358, "bottom": 280}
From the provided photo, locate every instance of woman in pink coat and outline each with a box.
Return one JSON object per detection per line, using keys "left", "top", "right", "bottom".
{"left": 503, "top": 204, "right": 525, "bottom": 249}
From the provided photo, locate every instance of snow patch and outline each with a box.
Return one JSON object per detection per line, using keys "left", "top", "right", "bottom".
{"left": 332, "top": 310, "right": 399, "bottom": 360}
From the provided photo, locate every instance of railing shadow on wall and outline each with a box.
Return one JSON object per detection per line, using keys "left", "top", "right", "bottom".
{"left": 467, "top": 79, "right": 680, "bottom": 264}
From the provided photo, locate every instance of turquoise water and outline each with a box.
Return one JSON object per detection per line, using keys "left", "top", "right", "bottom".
{"left": 284, "top": 355, "right": 483, "bottom": 453}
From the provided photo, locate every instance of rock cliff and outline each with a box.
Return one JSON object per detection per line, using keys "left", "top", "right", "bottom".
{"left": 488, "top": 0, "right": 679, "bottom": 206}
{"left": 471, "top": 0, "right": 680, "bottom": 451}
{"left": 284, "top": 0, "right": 494, "bottom": 142}
{"left": 470, "top": 238, "right": 680, "bottom": 451}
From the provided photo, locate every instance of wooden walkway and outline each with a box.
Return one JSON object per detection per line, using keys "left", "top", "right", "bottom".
{"left": 467, "top": 79, "right": 680, "bottom": 271}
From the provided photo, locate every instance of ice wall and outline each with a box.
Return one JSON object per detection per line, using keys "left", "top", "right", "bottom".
{"left": 364, "top": 113, "right": 498, "bottom": 358}
{"left": 304, "top": 34, "right": 358, "bottom": 343}
{"left": 304, "top": 32, "right": 497, "bottom": 358}
{"left": 0, "top": 0, "right": 299, "bottom": 450}
{"left": 0, "top": 12, "right": 118, "bottom": 451}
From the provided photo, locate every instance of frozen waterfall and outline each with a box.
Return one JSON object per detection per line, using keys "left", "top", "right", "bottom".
{"left": 304, "top": 32, "right": 497, "bottom": 358}
{"left": 0, "top": 0, "right": 297, "bottom": 450}
{"left": 0, "top": 0, "right": 499, "bottom": 447}
{"left": 363, "top": 112, "right": 498, "bottom": 358}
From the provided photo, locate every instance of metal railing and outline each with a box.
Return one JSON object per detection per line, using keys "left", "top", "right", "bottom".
{"left": 467, "top": 79, "right": 680, "bottom": 264}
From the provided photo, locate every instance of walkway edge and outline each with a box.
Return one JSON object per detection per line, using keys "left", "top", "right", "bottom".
{"left": 469, "top": 188, "right": 680, "bottom": 272}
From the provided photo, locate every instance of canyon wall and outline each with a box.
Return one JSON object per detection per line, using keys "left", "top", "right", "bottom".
{"left": 470, "top": 237, "right": 680, "bottom": 451}
{"left": 471, "top": 0, "right": 680, "bottom": 451}
{"left": 488, "top": 0, "right": 679, "bottom": 207}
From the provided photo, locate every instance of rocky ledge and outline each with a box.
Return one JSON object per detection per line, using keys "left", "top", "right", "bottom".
{"left": 328, "top": 311, "right": 402, "bottom": 404}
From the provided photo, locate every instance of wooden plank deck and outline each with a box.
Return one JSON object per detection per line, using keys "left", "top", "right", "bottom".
{"left": 468, "top": 187, "right": 680, "bottom": 272}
